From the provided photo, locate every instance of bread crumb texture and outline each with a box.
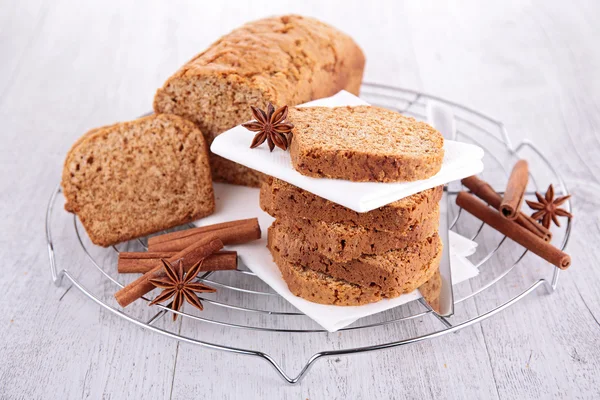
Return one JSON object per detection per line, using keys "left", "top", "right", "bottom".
{"left": 261, "top": 177, "right": 443, "bottom": 232}
{"left": 263, "top": 178, "right": 443, "bottom": 306}
{"left": 272, "top": 207, "right": 440, "bottom": 262}
{"left": 61, "top": 114, "right": 215, "bottom": 246}
{"left": 274, "top": 245, "right": 442, "bottom": 306}
{"left": 269, "top": 223, "right": 442, "bottom": 298}
{"left": 288, "top": 105, "right": 445, "bottom": 182}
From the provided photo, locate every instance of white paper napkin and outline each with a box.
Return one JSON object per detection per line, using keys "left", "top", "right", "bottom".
{"left": 196, "top": 183, "right": 479, "bottom": 332}
{"left": 211, "top": 91, "right": 484, "bottom": 213}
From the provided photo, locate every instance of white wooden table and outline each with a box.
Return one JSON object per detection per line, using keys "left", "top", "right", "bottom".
{"left": 2, "top": 1, "right": 599, "bottom": 398}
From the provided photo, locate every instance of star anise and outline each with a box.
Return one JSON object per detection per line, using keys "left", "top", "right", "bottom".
{"left": 149, "top": 259, "right": 215, "bottom": 321}
{"left": 242, "top": 103, "right": 294, "bottom": 151}
{"left": 526, "top": 184, "right": 573, "bottom": 229}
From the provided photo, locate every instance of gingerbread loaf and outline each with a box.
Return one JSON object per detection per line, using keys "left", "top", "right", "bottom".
{"left": 153, "top": 15, "right": 366, "bottom": 187}
{"left": 61, "top": 114, "right": 215, "bottom": 247}
{"left": 287, "top": 106, "right": 445, "bottom": 182}
{"left": 261, "top": 177, "right": 443, "bottom": 232}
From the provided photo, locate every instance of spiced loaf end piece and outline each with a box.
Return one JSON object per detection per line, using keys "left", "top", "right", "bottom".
{"left": 261, "top": 177, "right": 443, "bottom": 232}
{"left": 287, "top": 106, "right": 444, "bottom": 182}
{"left": 62, "top": 114, "right": 215, "bottom": 247}
{"left": 153, "top": 14, "right": 366, "bottom": 187}
{"left": 269, "top": 222, "right": 442, "bottom": 298}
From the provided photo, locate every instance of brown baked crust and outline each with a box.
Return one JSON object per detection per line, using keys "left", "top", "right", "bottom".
{"left": 274, "top": 247, "right": 442, "bottom": 306}
{"left": 269, "top": 222, "right": 442, "bottom": 297}
{"left": 153, "top": 15, "right": 365, "bottom": 187}
{"left": 61, "top": 114, "right": 215, "bottom": 247}
{"left": 287, "top": 106, "right": 445, "bottom": 182}
{"left": 274, "top": 207, "right": 439, "bottom": 262}
{"left": 261, "top": 177, "right": 443, "bottom": 232}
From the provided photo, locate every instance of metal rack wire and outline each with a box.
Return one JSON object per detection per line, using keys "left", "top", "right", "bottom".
{"left": 46, "top": 83, "right": 572, "bottom": 384}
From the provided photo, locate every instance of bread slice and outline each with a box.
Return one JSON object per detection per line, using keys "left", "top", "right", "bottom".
{"left": 62, "top": 114, "right": 215, "bottom": 247}
{"left": 273, "top": 207, "right": 439, "bottom": 262}
{"left": 153, "top": 15, "right": 365, "bottom": 187}
{"left": 261, "top": 177, "right": 443, "bottom": 232}
{"left": 273, "top": 245, "right": 442, "bottom": 306}
{"left": 268, "top": 222, "right": 442, "bottom": 297}
{"left": 287, "top": 106, "right": 445, "bottom": 182}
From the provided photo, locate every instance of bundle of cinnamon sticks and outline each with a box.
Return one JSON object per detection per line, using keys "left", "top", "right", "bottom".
{"left": 459, "top": 161, "right": 571, "bottom": 270}
{"left": 114, "top": 218, "right": 261, "bottom": 307}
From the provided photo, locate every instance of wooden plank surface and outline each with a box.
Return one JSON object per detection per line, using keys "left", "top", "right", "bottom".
{"left": 1, "top": 0, "right": 599, "bottom": 398}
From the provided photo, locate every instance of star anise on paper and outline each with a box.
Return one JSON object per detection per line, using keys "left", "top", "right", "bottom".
{"left": 526, "top": 184, "right": 573, "bottom": 229}
{"left": 149, "top": 259, "right": 216, "bottom": 321}
{"left": 242, "top": 103, "right": 294, "bottom": 151}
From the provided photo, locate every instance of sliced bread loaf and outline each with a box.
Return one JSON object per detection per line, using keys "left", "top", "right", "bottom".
{"left": 287, "top": 106, "right": 445, "bottom": 182}
{"left": 153, "top": 15, "right": 365, "bottom": 187}
{"left": 273, "top": 246, "right": 442, "bottom": 306}
{"left": 62, "top": 114, "right": 215, "bottom": 247}
{"left": 261, "top": 177, "right": 443, "bottom": 232}
{"left": 268, "top": 222, "right": 442, "bottom": 297}
{"left": 273, "top": 207, "right": 439, "bottom": 262}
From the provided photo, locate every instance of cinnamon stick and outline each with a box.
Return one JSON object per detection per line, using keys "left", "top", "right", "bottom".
{"left": 456, "top": 192, "right": 570, "bottom": 269}
{"left": 462, "top": 175, "right": 552, "bottom": 242}
{"left": 115, "top": 235, "right": 224, "bottom": 307}
{"left": 147, "top": 218, "right": 261, "bottom": 252}
{"left": 500, "top": 160, "right": 528, "bottom": 220}
{"left": 118, "top": 251, "right": 238, "bottom": 274}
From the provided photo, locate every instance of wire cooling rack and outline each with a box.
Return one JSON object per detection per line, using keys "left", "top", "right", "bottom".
{"left": 46, "top": 83, "right": 572, "bottom": 384}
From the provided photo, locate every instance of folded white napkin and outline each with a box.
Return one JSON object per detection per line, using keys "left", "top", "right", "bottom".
{"left": 196, "top": 183, "right": 479, "bottom": 332}
{"left": 211, "top": 90, "right": 484, "bottom": 213}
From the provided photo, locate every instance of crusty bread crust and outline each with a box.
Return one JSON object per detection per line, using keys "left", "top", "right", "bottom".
{"left": 287, "top": 106, "right": 445, "bottom": 182}
{"left": 269, "top": 222, "right": 442, "bottom": 298}
{"left": 261, "top": 177, "right": 443, "bottom": 232}
{"left": 153, "top": 15, "right": 366, "bottom": 187}
{"left": 62, "top": 114, "right": 215, "bottom": 246}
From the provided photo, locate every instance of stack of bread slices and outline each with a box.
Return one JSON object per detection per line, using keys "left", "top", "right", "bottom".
{"left": 261, "top": 178, "right": 444, "bottom": 306}
{"left": 260, "top": 105, "right": 447, "bottom": 306}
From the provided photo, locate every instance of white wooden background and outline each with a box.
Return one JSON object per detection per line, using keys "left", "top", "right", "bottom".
{"left": 2, "top": 0, "right": 599, "bottom": 398}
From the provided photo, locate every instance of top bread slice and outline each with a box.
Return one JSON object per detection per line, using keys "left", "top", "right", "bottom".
{"left": 62, "top": 114, "right": 215, "bottom": 247}
{"left": 287, "top": 106, "right": 445, "bottom": 182}
{"left": 153, "top": 14, "right": 365, "bottom": 187}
